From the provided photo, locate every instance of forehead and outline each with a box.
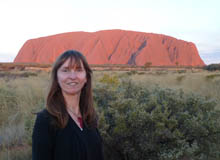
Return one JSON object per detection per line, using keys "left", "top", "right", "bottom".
{"left": 60, "top": 57, "right": 84, "bottom": 68}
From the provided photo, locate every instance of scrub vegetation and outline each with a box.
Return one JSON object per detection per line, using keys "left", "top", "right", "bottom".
{"left": 0, "top": 69, "right": 220, "bottom": 160}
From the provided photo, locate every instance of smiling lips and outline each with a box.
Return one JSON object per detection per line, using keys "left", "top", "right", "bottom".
{"left": 66, "top": 82, "right": 78, "bottom": 86}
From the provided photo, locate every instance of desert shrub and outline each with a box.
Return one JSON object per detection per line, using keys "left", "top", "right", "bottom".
{"left": 99, "top": 73, "right": 120, "bottom": 87}
{"left": 94, "top": 77, "right": 220, "bottom": 160}
{"left": 144, "top": 62, "right": 152, "bottom": 68}
{"left": 1, "top": 72, "right": 220, "bottom": 160}
{"left": 0, "top": 145, "right": 31, "bottom": 160}
{"left": 137, "top": 71, "right": 145, "bottom": 75}
{"left": 0, "top": 87, "right": 18, "bottom": 126}
{"left": 204, "top": 64, "right": 220, "bottom": 71}
{"left": 0, "top": 122, "right": 24, "bottom": 148}
{"left": 177, "top": 70, "right": 187, "bottom": 74}
{"left": 126, "top": 70, "right": 138, "bottom": 76}
{"left": 155, "top": 70, "right": 168, "bottom": 75}
{"left": 0, "top": 76, "right": 46, "bottom": 159}
{"left": 0, "top": 71, "right": 38, "bottom": 80}
{"left": 18, "top": 85, "right": 46, "bottom": 145}
{"left": 176, "top": 75, "right": 185, "bottom": 83}
{"left": 205, "top": 74, "right": 220, "bottom": 80}
{"left": 20, "top": 72, "right": 38, "bottom": 77}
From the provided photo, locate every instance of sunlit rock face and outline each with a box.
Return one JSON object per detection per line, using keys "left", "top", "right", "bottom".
{"left": 14, "top": 30, "right": 205, "bottom": 66}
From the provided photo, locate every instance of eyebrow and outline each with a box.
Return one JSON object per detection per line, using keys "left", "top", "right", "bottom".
{"left": 61, "top": 65, "right": 83, "bottom": 69}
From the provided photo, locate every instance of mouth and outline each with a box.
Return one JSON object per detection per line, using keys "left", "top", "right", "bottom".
{"left": 66, "top": 82, "right": 78, "bottom": 86}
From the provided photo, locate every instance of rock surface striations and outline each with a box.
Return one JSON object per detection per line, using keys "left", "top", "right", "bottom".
{"left": 14, "top": 30, "right": 205, "bottom": 66}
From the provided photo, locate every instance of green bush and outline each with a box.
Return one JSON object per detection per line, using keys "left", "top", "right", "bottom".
{"left": 137, "top": 72, "right": 145, "bottom": 75}
{"left": 94, "top": 78, "right": 220, "bottom": 160}
{"left": 176, "top": 75, "right": 185, "bottom": 83}
{"left": 126, "top": 70, "right": 138, "bottom": 76}
{"left": 177, "top": 70, "right": 187, "bottom": 74}
{"left": 205, "top": 74, "right": 220, "bottom": 81}
{"left": 1, "top": 72, "right": 220, "bottom": 160}
{"left": 99, "top": 73, "right": 119, "bottom": 87}
{"left": 204, "top": 64, "right": 220, "bottom": 71}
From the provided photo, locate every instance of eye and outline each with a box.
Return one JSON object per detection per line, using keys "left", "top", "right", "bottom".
{"left": 61, "top": 68, "right": 69, "bottom": 72}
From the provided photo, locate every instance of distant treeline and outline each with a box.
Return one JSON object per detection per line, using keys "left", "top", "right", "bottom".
{"left": 0, "top": 62, "right": 205, "bottom": 71}
{"left": 2, "top": 62, "right": 220, "bottom": 72}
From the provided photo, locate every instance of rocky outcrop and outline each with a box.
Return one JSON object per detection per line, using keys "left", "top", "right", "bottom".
{"left": 14, "top": 30, "right": 205, "bottom": 66}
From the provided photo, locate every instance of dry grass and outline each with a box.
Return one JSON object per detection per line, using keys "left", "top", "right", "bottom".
{"left": 94, "top": 70, "right": 220, "bottom": 109}
{"left": 0, "top": 69, "right": 220, "bottom": 159}
{"left": 0, "top": 71, "right": 49, "bottom": 160}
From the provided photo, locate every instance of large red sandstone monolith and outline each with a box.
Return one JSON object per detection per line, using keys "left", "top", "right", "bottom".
{"left": 14, "top": 30, "right": 205, "bottom": 66}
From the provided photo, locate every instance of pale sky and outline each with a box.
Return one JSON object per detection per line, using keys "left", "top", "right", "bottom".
{"left": 0, "top": 0, "right": 219, "bottom": 64}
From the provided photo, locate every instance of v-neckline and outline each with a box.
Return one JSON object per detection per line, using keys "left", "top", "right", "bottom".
{"left": 69, "top": 114, "right": 84, "bottom": 131}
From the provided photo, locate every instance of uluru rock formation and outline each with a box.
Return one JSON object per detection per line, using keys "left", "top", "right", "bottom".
{"left": 14, "top": 30, "right": 205, "bottom": 66}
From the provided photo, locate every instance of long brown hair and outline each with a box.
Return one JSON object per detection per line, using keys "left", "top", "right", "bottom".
{"left": 46, "top": 50, "right": 97, "bottom": 129}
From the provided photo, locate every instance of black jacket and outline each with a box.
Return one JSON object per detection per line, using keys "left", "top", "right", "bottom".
{"left": 32, "top": 109, "right": 104, "bottom": 160}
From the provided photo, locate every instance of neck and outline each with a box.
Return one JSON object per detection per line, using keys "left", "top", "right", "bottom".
{"left": 63, "top": 92, "right": 81, "bottom": 116}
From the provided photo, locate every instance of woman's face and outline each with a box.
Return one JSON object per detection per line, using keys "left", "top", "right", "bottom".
{"left": 57, "top": 58, "right": 87, "bottom": 96}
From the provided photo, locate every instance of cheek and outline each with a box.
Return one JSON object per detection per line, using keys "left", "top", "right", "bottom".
{"left": 57, "top": 73, "right": 65, "bottom": 85}
{"left": 78, "top": 72, "right": 87, "bottom": 83}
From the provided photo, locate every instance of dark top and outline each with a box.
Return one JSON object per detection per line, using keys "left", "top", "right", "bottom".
{"left": 32, "top": 109, "right": 104, "bottom": 160}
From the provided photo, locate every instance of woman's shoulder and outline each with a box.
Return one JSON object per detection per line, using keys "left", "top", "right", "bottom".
{"left": 32, "top": 109, "right": 57, "bottom": 147}
{"left": 37, "top": 108, "right": 50, "bottom": 116}
{"left": 36, "top": 109, "right": 51, "bottom": 121}
{"left": 35, "top": 109, "right": 56, "bottom": 127}
{"left": 34, "top": 109, "right": 57, "bottom": 134}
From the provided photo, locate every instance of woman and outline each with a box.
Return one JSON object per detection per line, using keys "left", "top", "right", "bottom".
{"left": 32, "top": 50, "right": 104, "bottom": 160}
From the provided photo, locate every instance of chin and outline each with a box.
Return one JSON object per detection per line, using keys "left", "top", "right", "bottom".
{"left": 63, "top": 90, "right": 82, "bottom": 96}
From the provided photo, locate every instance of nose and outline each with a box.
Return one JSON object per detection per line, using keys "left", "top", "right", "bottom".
{"left": 69, "top": 71, "right": 77, "bottom": 79}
